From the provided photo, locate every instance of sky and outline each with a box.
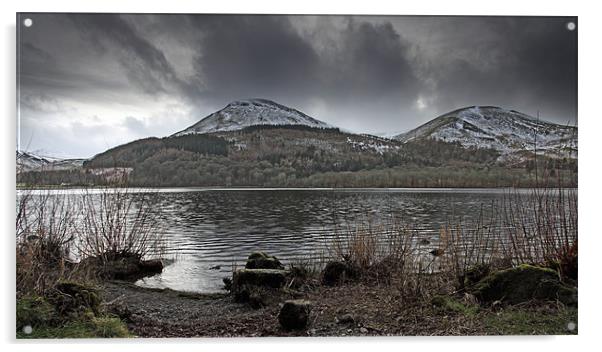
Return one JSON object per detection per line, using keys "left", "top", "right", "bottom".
{"left": 17, "top": 14, "right": 577, "bottom": 158}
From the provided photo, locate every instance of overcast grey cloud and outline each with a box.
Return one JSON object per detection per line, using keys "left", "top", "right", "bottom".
{"left": 17, "top": 14, "right": 577, "bottom": 158}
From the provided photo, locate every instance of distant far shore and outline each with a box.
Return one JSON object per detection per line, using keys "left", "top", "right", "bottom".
{"left": 16, "top": 185, "right": 578, "bottom": 192}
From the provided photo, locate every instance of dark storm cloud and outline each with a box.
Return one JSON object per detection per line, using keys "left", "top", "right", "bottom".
{"left": 510, "top": 17, "right": 577, "bottom": 121}
{"left": 184, "top": 15, "right": 321, "bottom": 105}
{"left": 67, "top": 14, "right": 184, "bottom": 95}
{"left": 21, "top": 42, "right": 54, "bottom": 65}
{"left": 17, "top": 14, "right": 577, "bottom": 157}
{"left": 417, "top": 17, "right": 577, "bottom": 123}
{"left": 325, "top": 19, "right": 420, "bottom": 100}
{"left": 185, "top": 16, "right": 421, "bottom": 106}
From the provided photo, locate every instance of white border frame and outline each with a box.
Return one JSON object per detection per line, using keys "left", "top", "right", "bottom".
{"left": 2, "top": 1, "right": 599, "bottom": 351}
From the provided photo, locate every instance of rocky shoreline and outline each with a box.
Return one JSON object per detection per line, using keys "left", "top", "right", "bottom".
{"left": 102, "top": 279, "right": 577, "bottom": 337}
{"left": 98, "top": 252, "right": 578, "bottom": 337}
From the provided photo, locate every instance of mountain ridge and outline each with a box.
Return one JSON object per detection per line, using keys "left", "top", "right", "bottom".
{"left": 394, "top": 106, "right": 577, "bottom": 159}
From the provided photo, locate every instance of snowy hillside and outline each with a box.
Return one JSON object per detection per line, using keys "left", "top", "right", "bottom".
{"left": 174, "top": 99, "right": 334, "bottom": 136}
{"left": 17, "top": 151, "right": 50, "bottom": 171}
{"left": 17, "top": 151, "right": 85, "bottom": 172}
{"left": 394, "top": 106, "right": 577, "bottom": 158}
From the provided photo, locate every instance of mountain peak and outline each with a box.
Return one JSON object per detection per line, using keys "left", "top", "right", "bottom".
{"left": 394, "top": 106, "right": 577, "bottom": 157}
{"left": 175, "top": 99, "right": 333, "bottom": 135}
{"left": 226, "top": 98, "right": 280, "bottom": 107}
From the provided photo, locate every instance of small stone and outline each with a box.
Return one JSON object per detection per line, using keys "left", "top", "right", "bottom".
{"left": 222, "top": 277, "right": 232, "bottom": 291}
{"left": 278, "top": 299, "right": 312, "bottom": 331}
{"left": 336, "top": 314, "right": 355, "bottom": 324}
{"left": 430, "top": 249, "right": 445, "bottom": 257}
{"left": 360, "top": 327, "right": 368, "bottom": 334}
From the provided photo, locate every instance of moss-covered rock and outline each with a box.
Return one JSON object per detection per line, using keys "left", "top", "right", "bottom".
{"left": 49, "top": 281, "right": 101, "bottom": 315}
{"left": 245, "top": 252, "right": 284, "bottom": 270}
{"left": 470, "top": 264, "right": 577, "bottom": 306}
{"left": 461, "top": 263, "right": 491, "bottom": 289}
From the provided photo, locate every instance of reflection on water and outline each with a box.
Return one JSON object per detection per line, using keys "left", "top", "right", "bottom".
{"left": 135, "top": 188, "right": 519, "bottom": 293}
{"left": 17, "top": 188, "right": 550, "bottom": 293}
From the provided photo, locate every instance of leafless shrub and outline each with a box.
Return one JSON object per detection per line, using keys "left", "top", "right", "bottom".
{"left": 16, "top": 188, "right": 166, "bottom": 296}
{"left": 16, "top": 190, "right": 79, "bottom": 296}
{"left": 75, "top": 188, "right": 166, "bottom": 262}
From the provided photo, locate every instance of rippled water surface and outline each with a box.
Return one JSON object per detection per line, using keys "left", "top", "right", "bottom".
{"left": 19, "top": 188, "right": 553, "bottom": 293}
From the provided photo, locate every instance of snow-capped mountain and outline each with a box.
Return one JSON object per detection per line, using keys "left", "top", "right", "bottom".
{"left": 394, "top": 106, "right": 577, "bottom": 158}
{"left": 174, "top": 99, "right": 334, "bottom": 136}
{"left": 17, "top": 151, "right": 50, "bottom": 171}
{"left": 17, "top": 151, "right": 85, "bottom": 172}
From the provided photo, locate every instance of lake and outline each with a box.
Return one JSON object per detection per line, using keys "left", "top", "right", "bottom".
{"left": 18, "top": 188, "right": 566, "bottom": 293}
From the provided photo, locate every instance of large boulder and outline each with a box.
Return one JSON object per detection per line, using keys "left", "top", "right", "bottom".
{"left": 231, "top": 268, "right": 288, "bottom": 304}
{"left": 321, "top": 261, "right": 358, "bottom": 286}
{"left": 278, "top": 299, "right": 312, "bottom": 331}
{"left": 245, "top": 252, "right": 284, "bottom": 270}
{"left": 470, "top": 264, "right": 577, "bottom": 306}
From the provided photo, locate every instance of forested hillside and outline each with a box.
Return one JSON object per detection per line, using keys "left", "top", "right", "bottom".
{"left": 18, "top": 125, "right": 576, "bottom": 188}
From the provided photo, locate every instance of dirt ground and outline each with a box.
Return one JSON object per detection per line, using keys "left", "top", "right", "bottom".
{"left": 101, "top": 281, "right": 577, "bottom": 338}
